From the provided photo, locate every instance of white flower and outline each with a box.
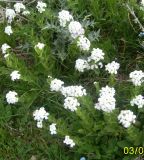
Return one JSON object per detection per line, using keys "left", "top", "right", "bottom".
{"left": 1, "top": 43, "right": 10, "bottom": 54}
{"left": 75, "top": 59, "right": 90, "bottom": 72}
{"left": 22, "top": 10, "right": 30, "bottom": 16}
{"left": 77, "top": 36, "right": 90, "bottom": 51}
{"left": 68, "top": 21, "right": 84, "bottom": 39}
{"left": 105, "top": 61, "right": 120, "bottom": 74}
{"left": 130, "top": 95, "right": 144, "bottom": 108}
{"left": 37, "top": 121, "right": 43, "bottom": 128}
{"left": 10, "top": 70, "right": 21, "bottom": 81}
{"left": 14, "top": 3, "right": 26, "bottom": 13}
{"left": 141, "top": 0, "right": 144, "bottom": 6}
{"left": 98, "top": 62, "right": 103, "bottom": 68}
{"left": 89, "top": 64, "right": 98, "bottom": 70}
{"left": 88, "top": 48, "right": 105, "bottom": 63}
{"left": 4, "top": 54, "right": 9, "bottom": 58}
{"left": 50, "top": 78, "right": 64, "bottom": 92}
{"left": 95, "top": 86, "right": 116, "bottom": 112}
{"left": 36, "top": 1, "right": 47, "bottom": 13}
{"left": 64, "top": 97, "right": 80, "bottom": 111}
{"left": 5, "top": 8, "right": 16, "bottom": 23}
{"left": 61, "top": 85, "right": 87, "bottom": 97}
{"left": 49, "top": 123, "right": 57, "bottom": 135}
{"left": 6, "top": 91, "right": 18, "bottom": 104}
{"left": 99, "top": 85, "right": 115, "bottom": 97}
{"left": 63, "top": 136, "right": 75, "bottom": 148}
{"left": 129, "top": 70, "right": 144, "bottom": 86}
{"left": 48, "top": 75, "right": 52, "bottom": 79}
{"left": 35, "top": 42, "right": 45, "bottom": 50}
{"left": 93, "top": 81, "right": 98, "bottom": 85}
{"left": 5, "top": 26, "right": 13, "bottom": 36}
{"left": 58, "top": 10, "right": 73, "bottom": 27}
{"left": 33, "top": 107, "right": 49, "bottom": 128}
{"left": 118, "top": 110, "right": 136, "bottom": 128}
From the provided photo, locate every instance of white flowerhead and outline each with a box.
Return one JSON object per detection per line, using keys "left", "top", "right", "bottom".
{"left": 130, "top": 95, "right": 144, "bottom": 108}
{"left": 1, "top": 43, "right": 10, "bottom": 54}
{"left": 75, "top": 58, "right": 90, "bottom": 72}
{"left": 14, "top": 3, "right": 26, "bottom": 13}
{"left": 33, "top": 107, "right": 49, "bottom": 128}
{"left": 77, "top": 36, "right": 90, "bottom": 51}
{"left": 95, "top": 85, "right": 116, "bottom": 112}
{"left": 118, "top": 110, "right": 136, "bottom": 128}
{"left": 49, "top": 123, "right": 57, "bottom": 135}
{"left": 48, "top": 75, "right": 52, "bottom": 79}
{"left": 36, "top": 1, "right": 47, "bottom": 13}
{"left": 4, "top": 54, "right": 9, "bottom": 58}
{"left": 6, "top": 91, "right": 18, "bottom": 104}
{"left": 22, "top": 10, "right": 30, "bottom": 16}
{"left": 37, "top": 121, "right": 43, "bottom": 128}
{"left": 64, "top": 97, "right": 80, "bottom": 112}
{"left": 61, "top": 85, "right": 87, "bottom": 97}
{"left": 5, "top": 26, "right": 13, "bottom": 36}
{"left": 93, "top": 81, "right": 98, "bottom": 85}
{"left": 129, "top": 70, "right": 144, "bottom": 86}
{"left": 105, "top": 61, "right": 120, "bottom": 74}
{"left": 10, "top": 70, "right": 21, "bottom": 81}
{"left": 88, "top": 48, "right": 105, "bottom": 63}
{"left": 50, "top": 78, "right": 64, "bottom": 92}
{"left": 63, "top": 136, "right": 75, "bottom": 148}
{"left": 68, "top": 21, "right": 84, "bottom": 39}
{"left": 5, "top": 8, "right": 16, "bottom": 23}
{"left": 141, "top": 0, "right": 144, "bottom": 6}
{"left": 98, "top": 62, "right": 103, "bottom": 68}
{"left": 35, "top": 42, "right": 45, "bottom": 50}
{"left": 58, "top": 10, "right": 73, "bottom": 27}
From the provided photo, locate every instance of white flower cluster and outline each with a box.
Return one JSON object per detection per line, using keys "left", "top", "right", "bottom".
{"left": 68, "top": 21, "right": 85, "bottom": 39}
{"left": 63, "top": 136, "right": 75, "bottom": 148}
{"left": 35, "top": 42, "right": 45, "bottom": 50}
{"left": 95, "top": 86, "right": 116, "bottom": 112}
{"left": 58, "top": 10, "right": 73, "bottom": 27}
{"left": 130, "top": 95, "right": 144, "bottom": 108}
{"left": 129, "top": 70, "right": 144, "bottom": 86}
{"left": 75, "top": 59, "right": 90, "bottom": 72}
{"left": 1, "top": 43, "right": 10, "bottom": 54}
{"left": 64, "top": 97, "right": 80, "bottom": 111}
{"left": 33, "top": 107, "right": 49, "bottom": 128}
{"left": 61, "top": 85, "right": 87, "bottom": 97}
{"left": 58, "top": 10, "right": 91, "bottom": 52}
{"left": 88, "top": 48, "right": 105, "bottom": 63}
{"left": 5, "top": 8, "right": 16, "bottom": 23}
{"left": 5, "top": 3, "right": 30, "bottom": 37}
{"left": 5, "top": 26, "right": 13, "bottom": 36}
{"left": 14, "top": 3, "right": 26, "bottom": 13}
{"left": 50, "top": 78, "right": 86, "bottom": 112}
{"left": 49, "top": 123, "right": 57, "bottom": 135}
{"left": 77, "top": 35, "right": 91, "bottom": 51}
{"left": 36, "top": 1, "right": 47, "bottom": 13}
{"left": 22, "top": 10, "right": 30, "bottom": 16}
{"left": 141, "top": 0, "right": 144, "bottom": 6}
{"left": 50, "top": 78, "right": 64, "bottom": 92}
{"left": 6, "top": 91, "right": 18, "bottom": 104}
{"left": 75, "top": 48, "right": 105, "bottom": 72}
{"left": 118, "top": 110, "right": 136, "bottom": 128}
{"left": 105, "top": 61, "right": 120, "bottom": 74}
{"left": 10, "top": 71, "right": 21, "bottom": 81}
{"left": 2, "top": 3, "right": 31, "bottom": 59}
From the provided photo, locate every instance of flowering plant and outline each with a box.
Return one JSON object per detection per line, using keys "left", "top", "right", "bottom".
{"left": 0, "top": 0, "right": 144, "bottom": 160}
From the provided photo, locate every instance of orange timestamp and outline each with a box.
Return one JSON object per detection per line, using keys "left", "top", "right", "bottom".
{"left": 124, "top": 147, "right": 144, "bottom": 155}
